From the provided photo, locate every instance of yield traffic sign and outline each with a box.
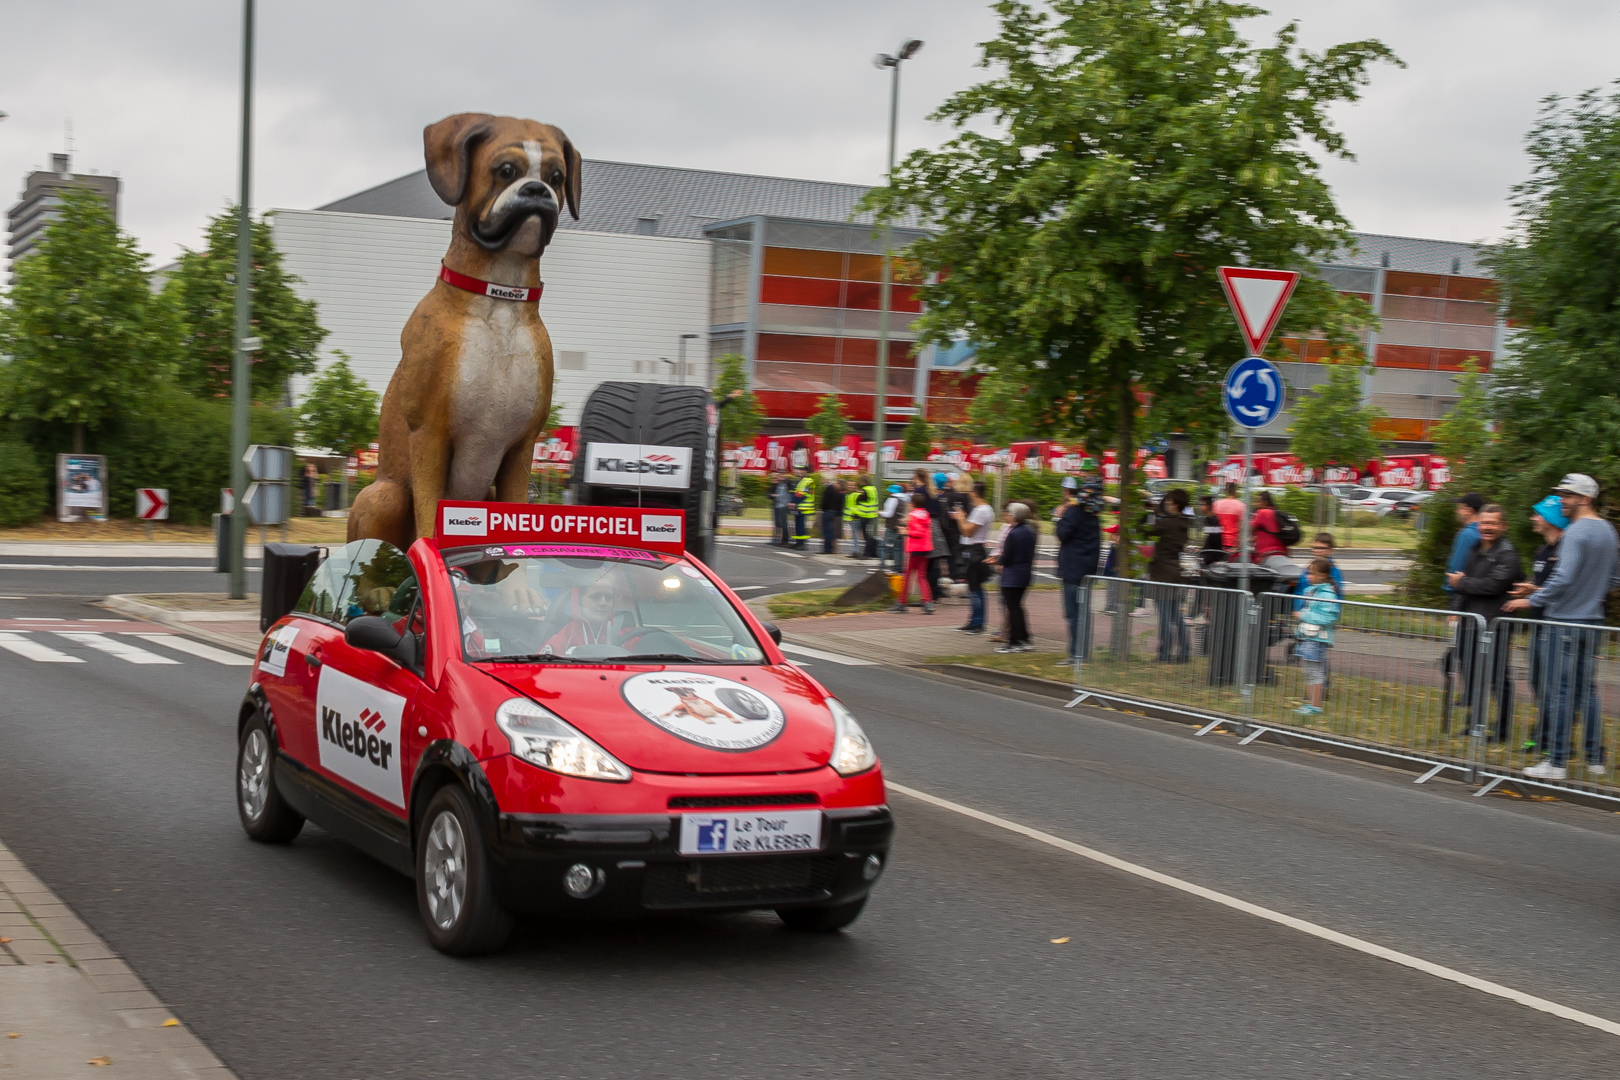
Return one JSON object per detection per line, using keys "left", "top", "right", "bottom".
{"left": 135, "top": 488, "right": 169, "bottom": 521}
{"left": 1217, "top": 266, "right": 1300, "bottom": 357}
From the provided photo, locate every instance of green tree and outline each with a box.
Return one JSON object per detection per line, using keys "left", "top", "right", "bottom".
{"left": 0, "top": 439, "right": 48, "bottom": 526}
{"left": 964, "top": 367, "right": 1031, "bottom": 447}
{"left": 1429, "top": 358, "right": 1491, "bottom": 481}
{"left": 0, "top": 188, "right": 181, "bottom": 451}
{"left": 712, "top": 354, "right": 763, "bottom": 446}
{"left": 901, "top": 413, "right": 934, "bottom": 459}
{"left": 862, "top": 0, "right": 1393, "bottom": 575}
{"left": 164, "top": 206, "right": 327, "bottom": 401}
{"left": 806, "top": 393, "right": 850, "bottom": 450}
{"left": 1289, "top": 356, "right": 1385, "bottom": 523}
{"left": 298, "top": 354, "right": 379, "bottom": 458}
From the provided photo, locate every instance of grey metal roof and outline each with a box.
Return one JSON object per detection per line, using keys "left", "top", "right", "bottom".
{"left": 1326, "top": 231, "right": 1490, "bottom": 276}
{"left": 318, "top": 159, "right": 922, "bottom": 238}
{"left": 318, "top": 161, "right": 1481, "bottom": 272}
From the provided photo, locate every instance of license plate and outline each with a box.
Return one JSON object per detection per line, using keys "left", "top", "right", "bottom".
{"left": 679, "top": 810, "right": 822, "bottom": 855}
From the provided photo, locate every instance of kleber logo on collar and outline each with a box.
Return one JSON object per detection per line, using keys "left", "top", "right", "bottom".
{"left": 438, "top": 264, "right": 543, "bottom": 302}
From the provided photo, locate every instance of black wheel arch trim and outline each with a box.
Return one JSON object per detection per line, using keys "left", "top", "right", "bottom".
{"left": 409, "top": 740, "right": 502, "bottom": 853}
{"left": 240, "top": 684, "right": 279, "bottom": 747}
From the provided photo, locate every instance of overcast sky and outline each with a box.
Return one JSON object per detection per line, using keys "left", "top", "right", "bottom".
{"left": 3, "top": 0, "right": 1617, "bottom": 279}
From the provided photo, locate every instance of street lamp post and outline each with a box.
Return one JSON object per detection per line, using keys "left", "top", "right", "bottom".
{"left": 228, "top": 0, "right": 255, "bottom": 601}
{"left": 678, "top": 332, "right": 699, "bottom": 387}
{"left": 871, "top": 38, "right": 922, "bottom": 478}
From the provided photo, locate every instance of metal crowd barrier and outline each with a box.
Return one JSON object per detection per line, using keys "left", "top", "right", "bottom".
{"left": 1065, "top": 576, "right": 1493, "bottom": 788}
{"left": 1474, "top": 617, "right": 1620, "bottom": 800}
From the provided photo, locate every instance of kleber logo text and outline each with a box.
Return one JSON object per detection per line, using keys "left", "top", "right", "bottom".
{"left": 323, "top": 705, "right": 394, "bottom": 771}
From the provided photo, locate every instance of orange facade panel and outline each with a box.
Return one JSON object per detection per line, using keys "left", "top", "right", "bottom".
{"left": 1372, "top": 417, "right": 1430, "bottom": 442}
{"left": 762, "top": 247, "right": 925, "bottom": 284}
{"left": 1373, "top": 344, "right": 1493, "bottom": 372}
{"left": 756, "top": 333, "right": 918, "bottom": 368}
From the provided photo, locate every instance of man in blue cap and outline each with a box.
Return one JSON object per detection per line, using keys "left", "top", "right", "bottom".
{"left": 1520, "top": 494, "right": 1570, "bottom": 754}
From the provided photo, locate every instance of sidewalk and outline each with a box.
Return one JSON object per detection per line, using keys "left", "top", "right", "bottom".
{"left": 0, "top": 839, "right": 233, "bottom": 1078}
{"left": 101, "top": 596, "right": 261, "bottom": 655}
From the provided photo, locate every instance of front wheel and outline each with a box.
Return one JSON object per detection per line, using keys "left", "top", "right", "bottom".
{"left": 416, "top": 785, "right": 513, "bottom": 956}
{"left": 236, "top": 711, "right": 304, "bottom": 843}
{"left": 777, "top": 896, "right": 867, "bottom": 933}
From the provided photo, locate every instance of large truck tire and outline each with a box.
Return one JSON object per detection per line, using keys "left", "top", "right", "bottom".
{"left": 571, "top": 382, "right": 718, "bottom": 566}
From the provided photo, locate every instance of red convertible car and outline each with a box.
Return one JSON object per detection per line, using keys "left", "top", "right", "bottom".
{"left": 236, "top": 501, "right": 892, "bottom": 954}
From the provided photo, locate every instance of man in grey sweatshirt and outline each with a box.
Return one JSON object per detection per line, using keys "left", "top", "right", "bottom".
{"left": 1506, "top": 473, "right": 1620, "bottom": 779}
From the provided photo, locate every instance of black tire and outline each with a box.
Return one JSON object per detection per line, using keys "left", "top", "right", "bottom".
{"left": 777, "top": 896, "right": 867, "bottom": 933}
{"left": 415, "top": 785, "right": 513, "bottom": 956}
{"left": 236, "top": 711, "right": 304, "bottom": 843}
{"left": 572, "top": 381, "right": 717, "bottom": 564}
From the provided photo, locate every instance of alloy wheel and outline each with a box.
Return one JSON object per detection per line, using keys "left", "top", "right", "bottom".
{"left": 239, "top": 728, "right": 270, "bottom": 822}
{"left": 423, "top": 810, "right": 468, "bottom": 931}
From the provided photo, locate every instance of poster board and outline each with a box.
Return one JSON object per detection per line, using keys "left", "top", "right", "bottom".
{"left": 57, "top": 454, "right": 108, "bottom": 523}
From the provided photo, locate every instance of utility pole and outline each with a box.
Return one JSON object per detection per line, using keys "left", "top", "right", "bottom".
{"left": 228, "top": 0, "right": 255, "bottom": 600}
{"left": 871, "top": 39, "right": 922, "bottom": 478}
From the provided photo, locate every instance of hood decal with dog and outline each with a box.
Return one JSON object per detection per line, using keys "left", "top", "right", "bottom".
{"left": 621, "top": 672, "right": 785, "bottom": 752}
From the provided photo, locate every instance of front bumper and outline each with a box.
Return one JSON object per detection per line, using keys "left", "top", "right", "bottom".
{"left": 488, "top": 805, "right": 894, "bottom": 916}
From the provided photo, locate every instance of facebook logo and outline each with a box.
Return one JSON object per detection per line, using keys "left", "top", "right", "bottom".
{"left": 695, "top": 819, "right": 728, "bottom": 853}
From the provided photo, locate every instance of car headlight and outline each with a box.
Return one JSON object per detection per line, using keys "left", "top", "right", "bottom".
{"left": 495, "top": 698, "right": 632, "bottom": 782}
{"left": 826, "top": 698, "right": 878, "bottom": 776}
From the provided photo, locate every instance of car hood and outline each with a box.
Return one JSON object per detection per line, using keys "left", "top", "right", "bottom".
{"left": 481, "top": 663, "right": 836, "bottom": 775}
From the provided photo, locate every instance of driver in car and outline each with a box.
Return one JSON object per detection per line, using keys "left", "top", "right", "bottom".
{"left": 544, "top": 574, "right": 631, "bottom": 655}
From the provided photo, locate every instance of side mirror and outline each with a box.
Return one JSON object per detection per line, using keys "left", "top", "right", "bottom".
{"left": 762, "top": 621, "right": 783, "bottom": 646}
{"left": 346, "top": 616, "right": 404, "bottom": 656}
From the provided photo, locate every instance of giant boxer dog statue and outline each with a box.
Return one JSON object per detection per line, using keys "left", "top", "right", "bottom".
{"left": 348, "top": 112, "right": 580, "bottom": 550}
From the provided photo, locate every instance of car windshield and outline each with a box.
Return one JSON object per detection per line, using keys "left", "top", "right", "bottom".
{"left": 442, "top": 548, "right": 766, "bottom": 665}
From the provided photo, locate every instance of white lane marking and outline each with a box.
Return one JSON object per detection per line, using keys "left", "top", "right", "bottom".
{"left": 825, "top": 569, "right": 846, "bottom": 576}
{"left": 789, "top": 578, "right": 825, "bottom": 585}
{"left": 778, "top": 642, "right": 877, "bottom": 666}
{"left": 0, "top": 564, "right": 220, "bottom": 572}
{"left": 731, "top": 585, "right": 767, "bottom": 592}
{"left": 131, "top": 633, "right": 253, "bottom": 666}
{"left": 14, "top": 617, "right": 64, "bottom": 621}
{"left": 0, "top": 596, "right": 26, "bottom": 600}
{"left": 53, "top": 632, "right": 180, "bottom": 665}
{"left": 779, "top": 552, "right": 805, "bottom": 559}
{"left": 0, "top": 631, "right": 83, "bottom": 663}
{"left": 888, "top": 782, "right": 1620, "bottom": 1039}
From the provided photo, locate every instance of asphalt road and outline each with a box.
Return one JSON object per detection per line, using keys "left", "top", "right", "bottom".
{"left": 4, "top": 545, "right": 1610, "bottom": 1078}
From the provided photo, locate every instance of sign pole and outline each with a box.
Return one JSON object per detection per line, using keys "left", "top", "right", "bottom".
{"left": 229, "top": 0, "right": 255, "bottom": 601}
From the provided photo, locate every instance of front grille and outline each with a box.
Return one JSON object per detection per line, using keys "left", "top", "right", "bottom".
{"left": 668, "top": 794, "right": 818, "bottom": 809}
{"left": 642, "top": 856, "right": 839, "bottom": 908}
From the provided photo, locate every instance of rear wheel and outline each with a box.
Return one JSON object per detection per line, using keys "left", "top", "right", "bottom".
{"left": 236, "top": 711, "right": 304, "bottom": 843}
{"left": 416, "top": 785, "right": 513, "bottom": 956}
{"left": 777, "top": 896, "right": 867, "bottom": 932}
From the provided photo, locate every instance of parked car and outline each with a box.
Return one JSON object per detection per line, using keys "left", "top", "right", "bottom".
{"left": 1340, "top": 487, "right": 1415, "bottom": 514}
{"left": 1379, "top": 490, "right": 1432, "bottom": 519}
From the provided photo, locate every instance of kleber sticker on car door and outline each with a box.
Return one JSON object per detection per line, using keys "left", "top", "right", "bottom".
{"left": 315, "top": 666, "right": 406, "bottom": 807}
{"left": 258, "top": 624, "right": 299, "bottom": 678}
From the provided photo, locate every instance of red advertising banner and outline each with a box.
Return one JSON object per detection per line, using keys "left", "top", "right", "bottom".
{"left": 531, "top": 425, "right": 577, "bottom": 467}
{"left": 432, "top": 501, "right": 685, "bottom": 555}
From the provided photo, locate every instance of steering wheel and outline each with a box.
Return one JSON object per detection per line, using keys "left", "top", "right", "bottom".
{"left": 615, "top": 627, "right": 687, "bottom": 655}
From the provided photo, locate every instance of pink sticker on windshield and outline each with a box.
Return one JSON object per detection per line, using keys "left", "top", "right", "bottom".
{"left": 494, "top": 544, "right": 663, "bottom": 561}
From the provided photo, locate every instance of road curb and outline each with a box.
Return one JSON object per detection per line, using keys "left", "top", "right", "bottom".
{"left": 100, "top": 596, "right": 261, "bottom": 656}
{"left": 0, "top": 838, "right": 236, "bottom": 1077}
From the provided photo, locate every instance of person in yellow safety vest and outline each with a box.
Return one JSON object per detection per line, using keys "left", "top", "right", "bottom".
{"left": 846, "top": 474, "right": 879, "bottom": 558}
{"left": 791, "top": 469, "right": 816, "bottom": 550}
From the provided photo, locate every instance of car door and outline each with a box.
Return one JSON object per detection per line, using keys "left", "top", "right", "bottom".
{"left": 308, "top": 540, "right": 422, "bottom": 817}
{"left": 260, "top": 544, "right": 361, "bottom": 767}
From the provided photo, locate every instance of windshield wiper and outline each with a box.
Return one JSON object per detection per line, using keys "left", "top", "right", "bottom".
{"left": 486, "top": 653, "right": 587, "bottom": 664}
{"left": 616, "top": 653, "right": 715, "bottom": 664}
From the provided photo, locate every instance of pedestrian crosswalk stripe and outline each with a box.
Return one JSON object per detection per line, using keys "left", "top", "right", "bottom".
{"left": 0, "top": 631, "right": 83, "bottom": 663}
{"left": 131, "top": 633, "right": 253, "bottom": 667}
{"left": 53, "top": 631, "right": 179, "bottom": 665}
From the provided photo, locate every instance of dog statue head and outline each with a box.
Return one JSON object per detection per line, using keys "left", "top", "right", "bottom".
{"left": 424, "top": 113, "right": 581, "bottom": 258}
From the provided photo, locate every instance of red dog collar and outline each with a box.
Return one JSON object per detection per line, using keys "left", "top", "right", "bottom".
{"left": 439, "top": 264, "right": 543, "bottom": 302}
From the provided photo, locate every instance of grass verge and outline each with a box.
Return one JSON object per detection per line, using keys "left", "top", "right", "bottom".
{"left": 766, "top": 586, "right": 894, "bottom": 620}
